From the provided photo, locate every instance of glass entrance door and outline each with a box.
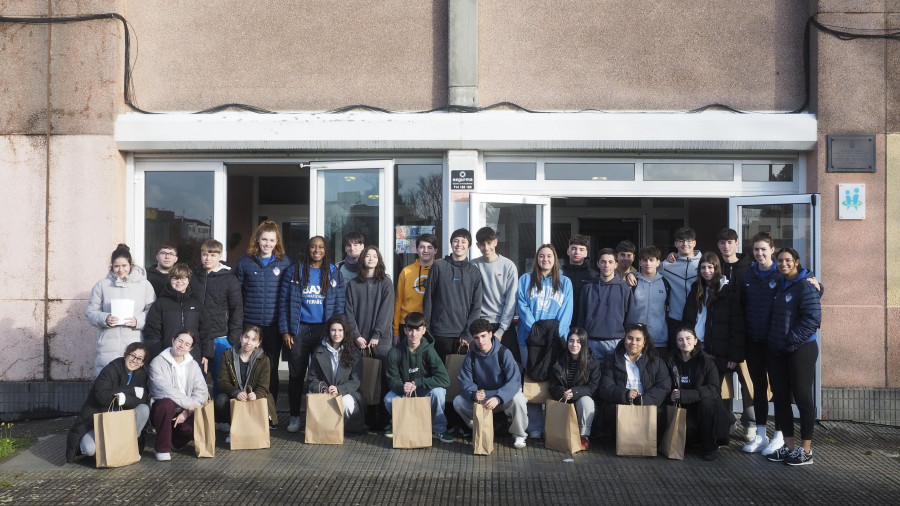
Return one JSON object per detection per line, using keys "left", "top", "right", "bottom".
{"left": 729, "top": 194, "right": 822, "bottom": 417}
{"left": 309, "top": 160, "right": 395, "bottom": 276}
{"left": 469, "top": 193, "right": 551, "bottom": 273}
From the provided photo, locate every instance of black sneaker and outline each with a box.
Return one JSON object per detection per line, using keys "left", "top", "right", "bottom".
{"left": 785, "top": 447, "right": 814, "bottom": 466}
{"left": 766, "top": 445, "right": 791, "bottom": 462}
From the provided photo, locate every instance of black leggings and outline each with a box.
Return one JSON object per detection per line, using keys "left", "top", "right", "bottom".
{"left": 256, "top": 324, "right": 283, "bottom": 405}
{"left": 768, "top": 340, "right": 818, "bottom": 441}
{"left": 745, "top": 340, "right": 772, "bottom": 428}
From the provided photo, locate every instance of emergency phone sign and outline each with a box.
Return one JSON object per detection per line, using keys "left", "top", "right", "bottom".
{"left": 451, "top": 170, "right": 474, "bottom": 190}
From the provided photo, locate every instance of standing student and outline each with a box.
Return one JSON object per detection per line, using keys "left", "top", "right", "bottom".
{"left": 578, "top": 248, "right": 637, "bottom": 369}
{"left": 422, "top": 228, "right": 483, "bottom": 360}
{"left": 279, "top": 236, "right": 344, "bottom": 433}
{"left": 192, "top": 238, "right": 243, "bottom": 397}
{"left": 216, "top": 326, "right": 278, "bottom": 434}
{"left": 383, "top": 312, "right": 453, "bottom": 443}
{"left": 345, "top": 245, "right": 395, "bottom": 361}
{"left": 615, "top": 240, "right": 638, "bottom": 281}
{"left": 143, "top": 263, "right": 213, "bottom": 367}
{"left": 393, "top": 233, "right": 438, "bottom": 344}
{"left": 547, "top": 327, "right": 601, "bottom": 450}
{"left": 86, "top": 244, "right": 156, "bottom": 376}
{"left": 661, "top": 227, "right": 702, "bottom": 343}
{"left": 766, "top": 247, "right": 821, "bottom": 467}
{"left": 516, "top": 244, "right": 573, "bottom": 365}
{"left": 148, "top": 331, "right": 208, "bottom": 462}
{"left": 561, "top": 234, "right": 596, "bottom": 325}
{"left": 472, "top": 227, "right": 518, "bottom": 339}
{"left": 338, "top": 231, "right": 366, "bottom": 284}
{"left": 237, "top": 220, "right": 292, "bottom": 411}
{"left": 146, "top": 242, "right": 178, "bottom": 297}
{"left": 632, "top": 246, "right": 670, "bottom": 357}
{"left": 306, "top": 314, "right": 365, "bottom": 434}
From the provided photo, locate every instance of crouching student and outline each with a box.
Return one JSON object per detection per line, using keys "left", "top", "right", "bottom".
{"left": 547, "top": 328, "right": 600, "bottom": 451}
{"left": 215, "top": 326, "right": 278, "bottom": 436}
{"left": 66, "top": 343, "right": 150, "bottom": 463}
{"left": 384, "top": 312, "right": 453, "bottom": 442}
{"left": 453, "top": 319, "right": 529, "bottom": 449}
{"left": 667, "top": 327, "right": 728, "bottom": 461}
{"left": 149, "top": 330, "right": 209, "bottom": 462}
{"left": 306, "top": 314, "right": 365, "bottom": 434}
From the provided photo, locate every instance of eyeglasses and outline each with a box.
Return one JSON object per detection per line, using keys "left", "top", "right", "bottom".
{"left": 126, "top": 353, "right": 145, "bottom": 363}
{"left": 158, "top": 251, "right": 177, "bottom": 257}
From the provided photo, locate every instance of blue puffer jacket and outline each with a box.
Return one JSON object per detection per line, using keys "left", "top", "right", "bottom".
{"left": 768, "top": 268, "right": 821, "bottom": 354}
{"left": 278, "top": 262, "right": 344, "bottom": 335}
{"left": 236, "top": 254, "right": 292, "bottom": 326}
{"left": 741, "top": 262, "right": 779, "bottom": 343}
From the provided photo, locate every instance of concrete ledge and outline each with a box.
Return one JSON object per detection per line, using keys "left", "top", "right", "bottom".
{"left": 0, "top": 382, "right": 90, "bottom": 421}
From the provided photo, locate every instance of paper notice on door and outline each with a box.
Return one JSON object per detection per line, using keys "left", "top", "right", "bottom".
{"left": 110, "top": 299, "right": 135, "bottom": 324}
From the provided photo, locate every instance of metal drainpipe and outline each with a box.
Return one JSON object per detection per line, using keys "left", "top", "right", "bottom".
{"left": 448, "top": 0, "right": 478, "bottom": 107}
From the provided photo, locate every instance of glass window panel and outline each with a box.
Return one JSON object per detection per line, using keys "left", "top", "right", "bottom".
{"left": 740, "top": 204, "right": 811, "bottom": 268}
{"left": 544, "top": 163, "right": 634, "bottom": 181}
{"left": 485, "top": 162, "right": 536, "bottom": 180}
{"left": 743, "top": 163, "right": 794, "bottom": 182}
{"left": 394, "top": 164, "right": 443, "bottom": 280}
{"left": 482, "top": 202, "right": 541, "bottom": 273}
{"left": 258, "top": 176, "right": 309, "bottom": 205}
{"left": 643, "top": 163, "right": 734, "bottom": 181}
{"left": 652, "top": 219, "right": 685, "bottom": 252}
{"left": 144, "top": 171, "right": 214, "bottom": 268}
{"left": 322, "top": 169, "right": 380, "bottom": 261}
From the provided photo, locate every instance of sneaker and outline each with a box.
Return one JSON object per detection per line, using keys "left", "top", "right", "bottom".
{"left": 155, "top": 452, "right": 171, "bottom": 462}
{"left": 435, "top": 431, "right": 454, "bottom": 443}
{"left": 743, "top": 424, "right": 757, "bottom": 443}
{"left": 287, "top": 416, "right": 302, "bottom": 433}
{"left": 742, "top": 435, "right": 769, "bottom": 453}
{"left": 580, "top": 436, "right": 591, "bottom": 451}
{"left": 216, "top": 423, "right": 231, "bottom": 433}
{"left": 225, "top": 435, "right": 231, "bottom": 444}
{"left": 785, "top": 447, "right": 813, "bottom": 466}
{"left": 384, "top": 425, "right": 393, "bottom": 438}
{"left": 458, "top": 425, "right": 472, "bottom": 439}
{"left": 766, "top": 445, "right": 791, "bottom": 462}
{"left": 513, "top": 436, "right": 527, "bottom": 449}
{"left": 762, "top": 436, "right": 785, "bottom": 456}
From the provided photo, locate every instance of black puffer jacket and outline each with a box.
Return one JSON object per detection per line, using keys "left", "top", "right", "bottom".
{"left": 665, "top": 348, "right": 720, "bottom": 405}
{"left": 143, "top": 285, "right": 212, "bottom": 362}
{"left": 599, "top": 340, "right": 671, "bottom": 406}
{"left": 681, "top": 278, "right": 745, "bottom": 369}
{"left": 525, "top": 319, "right": 562, "bottom": 381}
{"left": 547, "top": 351, "right": 601, "bottom": 402}
{"left": 65, "top": 357, "right": 149, "bottom": 463}
{"left": 562, "top": 261, "right": 596, "bottom": 323}
{"left": 192, "top": 264, "right": 243, "bottom": 346}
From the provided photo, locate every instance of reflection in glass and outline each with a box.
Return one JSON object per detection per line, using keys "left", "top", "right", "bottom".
{"left": 644, "top": 163, "right": 733, "bottom": 181}
{"left": 322, "top": 170, "right": 380, "bottom": 262}
{"left": 545, "top": 163, "right": 634, "bottom": 181}
{"left": 740, "top": 204, "right": 811, "bottom": 268}
{"left": 482, "top": 202, "right": 541, "bottom": 274}
{"left": 742, "top": 164, "right": 794, "bottom": 182}
{"left": 144, "top": 171, "right": 214, "bottom": 268}
{"left": 394, "top": 164, "right": 442, "bottom": 280}
{"left": 486, "top": 162, "right": 537, "bottom": 180}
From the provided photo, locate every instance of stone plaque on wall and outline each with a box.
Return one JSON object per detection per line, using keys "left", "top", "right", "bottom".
{"left": 827, "top": 135, "right": 875, "bottom": 172}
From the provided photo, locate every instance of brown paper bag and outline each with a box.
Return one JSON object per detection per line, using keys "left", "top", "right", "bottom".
{"left": 229, "top": 398, "right": 270, "bottom": 450}
{"left": 93, "top": 404, "right": 140, "bottom": 468}
{"left": 193, "top": 400, "right": 216, "bottom": 458}
{"left": 615, "top": 403, "right": 657, "bottom": 457}
{"left": 658, "top": 404, "right": 686, "bottom": 460}
{"left": 304, "top": 393, "right": 345, "bottom": 444}
{"left": 522, "top": 376, "right": 551, "bottom": 404}
{"left": 444, "top": 347, "right": 468, "bottom": 401}
{"left": 360, "top": 354, "right": 382, "bottom": 406}
{"left": 391, "top": 394, "right": 433, "bottom": 449}
{"left": 473, "top": 402, "right": 494, "bottom": 455}
{"left": 544, "top": 400, "right": 581, "bottom": 454}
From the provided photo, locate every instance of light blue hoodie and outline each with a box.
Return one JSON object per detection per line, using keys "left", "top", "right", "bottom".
{"left": 516, "top": 273, "right": 573, "bottom": 352}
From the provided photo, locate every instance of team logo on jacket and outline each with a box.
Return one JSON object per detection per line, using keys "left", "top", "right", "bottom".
{"left": 415, "top": 275, "right": 427, "bottom": 294}
{"left": 331, "top": 279, "right": 338, "bottom": 287}
{"left": 769, "top": 281, "right": 776, "bottom": 289}
{"left": 785, "top": 294, "right": 792, "bottom": 303}
{"left": 273, "top": 267, "right": 281, "bottom": 277}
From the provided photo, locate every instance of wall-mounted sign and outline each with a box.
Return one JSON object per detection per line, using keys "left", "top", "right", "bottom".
{"left": 838, "top": 183, "right": 865, "bottom": 220}
{"left": 827, "top": 135, "right": 875, "bottom": 172}
{"left": 450, "top": 170, "right": 474, "bottom": 190}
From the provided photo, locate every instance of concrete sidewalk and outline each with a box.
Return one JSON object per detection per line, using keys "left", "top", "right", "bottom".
{"left": 0, "top": 414, "right": 898, "bottom": 505}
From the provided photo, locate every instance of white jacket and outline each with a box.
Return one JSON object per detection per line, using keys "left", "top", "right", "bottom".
{"left": 149, "top": 347, "right": 209, "bottom": 410}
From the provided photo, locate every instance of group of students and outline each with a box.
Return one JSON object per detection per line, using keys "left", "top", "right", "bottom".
{"left": 70, "top": 220, "right": 821, "bottom": 466}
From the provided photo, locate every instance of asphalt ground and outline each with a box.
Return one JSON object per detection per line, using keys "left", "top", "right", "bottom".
{"left": 0, "top": 410, "right": 898, "bottom": 505}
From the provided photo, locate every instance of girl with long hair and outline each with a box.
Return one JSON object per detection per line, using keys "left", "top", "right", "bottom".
{"left": 306, "top": 314, "right": 365, "bottom": 434}
{"left": 516, "top": 244, "right": 573, "bottom": 365}
{"left": 547, "top": 327, "right": 601, "bottom": 450}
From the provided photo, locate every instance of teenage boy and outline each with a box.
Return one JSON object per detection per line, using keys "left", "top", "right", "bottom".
{"left": 562, "top": 234, "right": 597, "bottom": 325}
{"left": 471, "top": 227, "right": 518, "bottom": 339}
{"left": 660, "top": 227, "right": 702, "bottom": 342}
{"left": 383, "top": 312, "right": 453, "bottom": 443}
{"left": 147, "top": 242, "right": 178, "bottom": 296}
{"left": 717, "top": 228, "right": 752, "bottom": 287}
{"left": 393, "top": 233, "right": 438, "bottom": 345}
{"left": 578, "top": 248, "right": 637, "bottom": 369}
{"left": 423, "top": 228, "right": 483, "bottom": 360}
{"left": 631, "top": 246, "right": 670, "bottom": 357}
{"left": 338, "top": 231, "right": 366, "bottom": 283}
{"left": 615, "top": 240, "right": 638, "bottom": 280}
{"left": 453, "top": 318, "right": 529, "bottom": 449}
{"left": 192, "top": 239, "right": 244, "bottom": 399}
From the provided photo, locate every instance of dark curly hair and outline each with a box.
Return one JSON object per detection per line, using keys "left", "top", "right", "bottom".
{"left": 323, "top": 314, "right": 359, "bottom": 369}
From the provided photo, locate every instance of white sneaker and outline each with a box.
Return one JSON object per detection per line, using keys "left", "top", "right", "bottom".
{"left": 742, "top": 435, "right": 769, "bottom": 453}
{"left": 155, "top": 452, "right": 171, "bottom": 462}
{"left": 513, "top": 436, "right": 527, "bottom": 449}
{"left": 743, "top": 424, "right": 757, "bottom": 442}
{"left": 762, "top": 436, "right": 784, "bottom": 456}
{"left": 287, "top": 416, "right": 302, "bottom": 433}
{"left": 216, "top": 423, "right": 231, "bottom": 433}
